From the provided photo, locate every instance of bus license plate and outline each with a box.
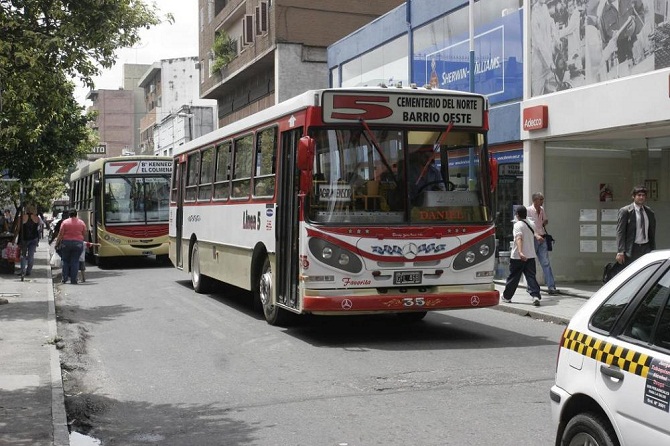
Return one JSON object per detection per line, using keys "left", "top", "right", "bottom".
{"left": 394, "top": 271, "right": 422, "bottom": 285}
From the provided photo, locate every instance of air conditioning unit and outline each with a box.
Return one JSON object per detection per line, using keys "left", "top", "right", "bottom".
{"left": 242, "top": 14, "right": 254, "bottom": 45}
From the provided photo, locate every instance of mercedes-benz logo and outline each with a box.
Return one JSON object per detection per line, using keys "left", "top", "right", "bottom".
{"left": 402, "top": 243, "right": 418, "bottom": 260}
{"left": 470, "top": 295, "right": 481, "bottom": 306}
{"left": 341, "top": 299, "right": 353, "bottom": 310}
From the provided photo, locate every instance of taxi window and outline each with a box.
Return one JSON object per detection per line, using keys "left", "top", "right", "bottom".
{"left": 655, "top": 299, "right": 670, "bottom": 351}
{"left": 591, "top": 264, "right": 658, "bottom": 333}
{"left": 623, "top": 270, "right": 670, "bottom": 344}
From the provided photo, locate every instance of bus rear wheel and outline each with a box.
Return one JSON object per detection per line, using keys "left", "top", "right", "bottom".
{"left": 191, "top": 243, "right": 213, "bottom": 293}
{"left": 256, "top": 256, "right": 293, "bottom": 326}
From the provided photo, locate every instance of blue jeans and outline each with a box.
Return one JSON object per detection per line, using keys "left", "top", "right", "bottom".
{"left": 503, "top": 258, "right": 541, "bottom": 300}
{"left": 60, "top": 240, "right": 83, "bottom": 284}
{"left": 534, "top": 238, "right": 556, "bottom": 289}
{"left": 20, "top": 238, "right": 39, "bottom": 274}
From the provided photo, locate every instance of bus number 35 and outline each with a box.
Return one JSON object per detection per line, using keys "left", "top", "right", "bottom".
{"left": 403, "top": 297, "right": 425, "bottom": 307}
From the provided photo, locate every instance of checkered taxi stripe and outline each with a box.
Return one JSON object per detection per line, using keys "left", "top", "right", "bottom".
{"left": 562, "top": 329, "right": 652, "bottom": 378}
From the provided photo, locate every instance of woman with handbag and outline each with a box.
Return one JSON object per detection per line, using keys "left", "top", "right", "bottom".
{"left": 55, "top": 209, "right": 86, "bottom": 284}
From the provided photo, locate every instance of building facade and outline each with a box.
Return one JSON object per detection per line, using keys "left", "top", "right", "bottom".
{"left": 328, "top": 0, "right": 670, "bottom": 281}
{"left": 198, "top": 0, "right": 405, "bottom": 127}
{"left": 137, "top": 57, "right": 217, "bottom": 156}
{"left": 85, "top": 88, "right": 135, "bottom": 158}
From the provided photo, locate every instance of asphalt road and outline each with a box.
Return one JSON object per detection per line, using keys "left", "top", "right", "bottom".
{"left": 56, "top": 258, "right": 564, "bottom": 446}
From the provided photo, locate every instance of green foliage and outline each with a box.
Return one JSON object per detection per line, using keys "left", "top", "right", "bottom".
{"left": 211, "top": 32, "right": 238, "bottom": 72}
{"left": 0, "top": 0, "right": 167, "bottom": 204}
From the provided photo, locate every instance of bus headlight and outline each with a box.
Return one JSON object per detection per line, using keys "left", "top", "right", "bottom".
{"left": 453, "top": 235, "right": 496, "bottom": 271}
{"left": 308, "top": 238, "right": 362, "bottom": 273}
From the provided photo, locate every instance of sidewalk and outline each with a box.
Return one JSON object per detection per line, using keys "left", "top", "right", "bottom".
{"left": 0, "top": 241, "right": 69, "bottom": 446}
{"left": 492, "top": 279, "right": 602, "bottom": 325}
{"left": 0, "top": 242, "right": 602, "bottom": 446}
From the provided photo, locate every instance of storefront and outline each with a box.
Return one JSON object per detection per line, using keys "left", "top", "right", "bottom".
{"left": 329, "top": 0, "right": 670, "bottom": 281}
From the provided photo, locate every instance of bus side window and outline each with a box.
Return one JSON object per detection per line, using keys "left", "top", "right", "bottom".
{"left": 213, "top": 141, "right": 231, "bottom": 200}
{"left": 198, "top": 147, "right": 214, "bottom": 201}
{"left": 185, "top": 152, "right": 200, "bottom": 201}
{"left": 232, "top": 134, "right": 253, "bottom": 198}
{"left": 254, "top": 127, "right": 277, "bottom": 197}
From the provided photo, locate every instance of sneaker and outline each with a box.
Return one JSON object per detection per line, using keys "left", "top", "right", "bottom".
{"left": 548, "top": 288, "right": 559, "bottom": 295}
{"left": 533, "top": 296, "right": 541, "bottom": 306}
{"left": 501, "top": 297, "right": 512, "bottom": 303}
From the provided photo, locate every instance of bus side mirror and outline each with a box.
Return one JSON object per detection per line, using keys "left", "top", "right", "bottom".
{"left": 93, "top": 180, "right": 101, "bottom": 197}
{"left": 296, "top": 136, "right": 315, "bottom": 172}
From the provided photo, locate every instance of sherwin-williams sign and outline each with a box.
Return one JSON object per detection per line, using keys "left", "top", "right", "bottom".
{"left": 413, "top": 9, "right": 523, "bottom": 105}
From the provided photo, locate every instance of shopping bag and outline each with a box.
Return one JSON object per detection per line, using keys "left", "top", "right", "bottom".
{"left": 5, "top": 243, "right": 20, "bottom": 263}
{"left": 50, "top": 251, "right": 62, "bottom": 268}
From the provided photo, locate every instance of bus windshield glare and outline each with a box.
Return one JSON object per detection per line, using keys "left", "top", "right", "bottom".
{"left": 104, "top": 175, "right": 170, "bottom": 224}
{"left": 307, "top": 127, "right": 490, "bottom": 225}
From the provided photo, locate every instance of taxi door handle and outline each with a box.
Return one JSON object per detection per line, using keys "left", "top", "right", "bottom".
{"left": 600, "top": 364, "right": 624, "bottom": 381}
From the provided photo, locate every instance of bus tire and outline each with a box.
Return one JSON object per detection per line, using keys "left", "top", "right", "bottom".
{"left": 256, "top": 256, "right": 293, "bottom": 326}
{"left": 191, "top": 242, "right": 213, "bottom": 294}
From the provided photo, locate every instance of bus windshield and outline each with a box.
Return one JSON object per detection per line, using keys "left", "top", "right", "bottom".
{"left": 307, "top": 127, "right": 490, "bottom": 225}
{"left": 104, "top": 175, "right": 170, "bottom": 224}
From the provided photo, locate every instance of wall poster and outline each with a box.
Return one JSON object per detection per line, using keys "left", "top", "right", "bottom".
{"left": 530, "top": 0, "right": 667, "bottom": 96}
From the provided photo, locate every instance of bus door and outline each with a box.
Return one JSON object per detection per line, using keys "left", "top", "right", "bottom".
{"left": 276, "top": 129, "right": 302, "bottom": 309}
{"left": 174, "top": 160, "right": 185, "bottom": 269}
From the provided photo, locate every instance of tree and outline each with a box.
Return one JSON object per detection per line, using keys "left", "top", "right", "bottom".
{"left": 0, "top": 0, "right": 170, "bottom": 196}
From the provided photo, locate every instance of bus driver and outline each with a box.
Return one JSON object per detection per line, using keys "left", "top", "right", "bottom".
{"left": 408, "top": 146, "right": 445, "bottom": 203}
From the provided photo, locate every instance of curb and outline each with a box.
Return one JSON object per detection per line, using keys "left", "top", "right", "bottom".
{"left": 46, "top": 250, "right": 69, "bottom": 446}
{"left": 492, "top": 303, "right": 571, "bottom": 325}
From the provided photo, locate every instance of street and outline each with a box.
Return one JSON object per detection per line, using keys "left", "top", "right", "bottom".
{"left": 56, "top": 258, "right": 564, "bottom": 446}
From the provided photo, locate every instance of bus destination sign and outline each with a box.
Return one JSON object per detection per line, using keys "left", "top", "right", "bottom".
{"left": 321, "top": 90, "right": 485, "bottom": 128}
{"left": 105, "top": 160, "right": 172, "bottom": 175}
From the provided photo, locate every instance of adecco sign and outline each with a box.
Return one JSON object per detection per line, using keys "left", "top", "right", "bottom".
{"left": 523, "top": 105, "right": 548, "bottom": 131}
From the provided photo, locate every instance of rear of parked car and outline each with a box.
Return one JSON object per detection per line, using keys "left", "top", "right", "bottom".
{"left": 551, "top": 250, "right": 670, "bottom": 446}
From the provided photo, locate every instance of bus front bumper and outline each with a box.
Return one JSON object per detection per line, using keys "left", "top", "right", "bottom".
{"left": 301, "top": 289, "right": 500, "bottom": 314}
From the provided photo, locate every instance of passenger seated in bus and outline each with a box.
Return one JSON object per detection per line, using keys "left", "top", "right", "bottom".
{"left": 408, "top": 146, "right": 445, "bottom": 203}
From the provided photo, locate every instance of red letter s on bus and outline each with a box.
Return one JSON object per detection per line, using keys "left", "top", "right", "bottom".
{"left": 330, "top": 95, "right": 393, "bottom": 121}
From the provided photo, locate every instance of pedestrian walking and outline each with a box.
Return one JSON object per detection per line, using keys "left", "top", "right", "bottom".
{"left": 616, "top": 185, "right": 656, "bottom": 265}
{"left": 527, "top": 192, "right": 558, "bottom": 294}
{"left": 18, "top": 205, "right": 41, "bottom": 276}
{"left": 55, "top": 209, "right": 86, "bottom": 284}
{"left": 79, "top": 241, "right": 100, "bottom": 282}
{"left": 502, "top": 206, "right": 543, "bottom": 306}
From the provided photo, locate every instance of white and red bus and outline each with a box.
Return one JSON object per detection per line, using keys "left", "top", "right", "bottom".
{"left": 170, "top": 87, "right": 499, "bottom": 325}
{"left": 69, "top": 156, "right": 172, "bottom": 266}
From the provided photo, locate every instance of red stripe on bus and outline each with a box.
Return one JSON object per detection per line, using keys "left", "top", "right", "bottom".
{"left": 302, "top": 290, "right": 499, "bottom": 312}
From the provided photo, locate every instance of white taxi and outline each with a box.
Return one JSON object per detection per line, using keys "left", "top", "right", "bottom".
{"left": 551, "top": 250, "right": 670, "bottom": 446}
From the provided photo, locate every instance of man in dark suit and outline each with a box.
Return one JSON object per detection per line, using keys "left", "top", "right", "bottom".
{"left": 616, "top": 185, "right": 655, "bottom": 265}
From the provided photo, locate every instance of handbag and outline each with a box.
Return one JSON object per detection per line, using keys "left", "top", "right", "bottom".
{"left": 544, "top": 233, "right": 555, "bottom": 251}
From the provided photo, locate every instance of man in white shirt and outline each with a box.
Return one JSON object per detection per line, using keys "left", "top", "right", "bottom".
{"left": 502, "top": 206, "right": 543, "bottom": 306}
{"left": 527, "top": 192, "right": 558, "bottom": 294}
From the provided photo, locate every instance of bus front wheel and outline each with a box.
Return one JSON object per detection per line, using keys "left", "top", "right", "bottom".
{"left": 191, "top": 243, "right": 213, "bottom": 293}
{"left": 256, "top": 256, "right": 292, "bottom": 326}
